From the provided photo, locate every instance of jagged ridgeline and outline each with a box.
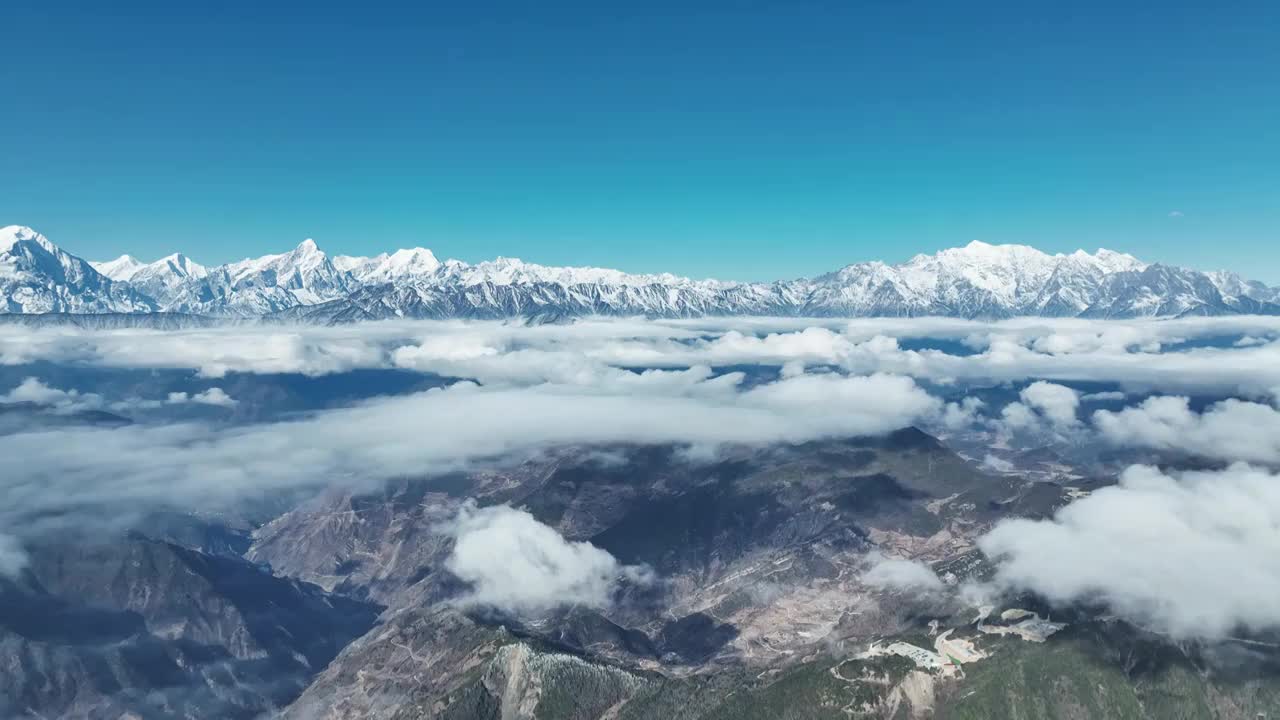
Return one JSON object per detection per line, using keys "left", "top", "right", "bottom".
{"left": 3, "top": 225, "right": 1278, "bottom": 320}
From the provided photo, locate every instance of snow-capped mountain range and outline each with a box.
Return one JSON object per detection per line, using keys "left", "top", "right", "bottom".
{"left": 2, "top": 224, "right": 1277, "bottom": 321}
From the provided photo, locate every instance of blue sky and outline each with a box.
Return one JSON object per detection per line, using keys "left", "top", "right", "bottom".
{"left": 3, "top": 1, "right": 1278, "bottom": 281}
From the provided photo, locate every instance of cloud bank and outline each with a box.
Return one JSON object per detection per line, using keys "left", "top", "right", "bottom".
{"left": 4, "top": 316, "right": 1280, "bottom": 395}
{"left": 0, "top": 367, "right": 939, "bottom": 551}
{"left": 1094, "top": 397, "right": 1280, "bottom": 465}
{"left": 5, "top": 311, "right": 1280, "bottom": 648}
{"left": 981, "top": 464, "right": 1280, "bottom": 639}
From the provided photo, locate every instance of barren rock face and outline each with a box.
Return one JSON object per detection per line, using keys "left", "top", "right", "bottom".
{"left": 231, "top": 432, "right": 1040, "bottom": 718}
{"left": 0, "top": 537, "right": 378, "bottom": 719}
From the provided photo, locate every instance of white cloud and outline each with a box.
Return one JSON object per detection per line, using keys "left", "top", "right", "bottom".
{"left": 0, "top": 533, "right": 27, "bottom": 577}
{"left": 1019, "top": 381, "right": 1081, "bottom": 428}
{"left": 980, "top": 454, "right": 1016, "bottom": 473}
{"left": 0, "top": 323, "right": 407, "bottom": 377}
{"left": 998, "top": 382, "right": 1082, "bottom": 437}
{"left": 937, "top": 397, "right": 985, "bottom": 431}
{"left": 980, "top": 464, "right": 1280, "bottom": 639}
{"left": 0, "top": 369, "right": 940, "bottom": 545}
{"left": 441, "top": 502, "right": 651, "bottom": 614}
{"left": 167, "top": 387, "right": 238, "bottom": 407}
{"left": 999, "top": 401, "right": 1039, "bottom": 432}
{"left": 193, "top": 388, "right": 237, "bottom": 407}
{"left": 862, "top": 553, "right": 944, "bottom": 592}
{"left": 735, "top": 372, "right": 940, "bottom": 438}
{"left": 7, "top": 316, "right": 1280, "bottom": 395}
{"left": 1094, "top": 396, "right": 1280, "bottom": 464}
{"left": 0, "top": 377, "right": 103, "bottom": 413}
{"left": 0, "top": 377, "right": 239, "bottom": 416}
{"left": 1, "top": 377, "right": 69, "bottom": 405}
{"left": 1168, "top": 210, "right": 1184, "bottom": 218}
{"left": 4, "top": 315, "right": 1280, "bottom": 576}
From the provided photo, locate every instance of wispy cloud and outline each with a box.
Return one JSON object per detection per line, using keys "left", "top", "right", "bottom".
{"left": 0, "top": 365, "right": 939, "bottom": 555}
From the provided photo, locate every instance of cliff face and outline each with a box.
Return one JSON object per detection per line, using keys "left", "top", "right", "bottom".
{"left": 0, "top": 537, "right": 378, "bottom": 719}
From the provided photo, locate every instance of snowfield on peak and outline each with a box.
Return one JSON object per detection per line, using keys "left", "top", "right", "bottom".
{"left": 2, "top": 225, "right": 1277, "bottom": 321}
{"left": 90, "top": 254, "right": 147, "bottom": 281}
{"left": 335, "top": 247, "right": 442, "bottom": 283}
{"left": 2, "top": 226, "right": 156, "bottom": 314}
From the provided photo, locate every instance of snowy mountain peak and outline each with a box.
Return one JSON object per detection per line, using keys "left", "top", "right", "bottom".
{"left": 959, "top": 239, "right": 1032, "bottom": 255}
{"left": 289, "top": 239, "right": 331, "bottom": 272}
{"left": 156, "top": 253, "right": 207, "bottom": 279}
{"left": 2, "top": 227, "right": 156, "bottom": 313}
{"left": 93, "top": 253, "right": 208, "bottom": 283}
{"left": 903, "top": 241, "right": 1057, "bottom": 271}
{"left": 226, "top": 238, "right": 329, "bottom": 276}
{"left": 91, "top": 254, "right": 147, "bottom": 281}
{"left": 0, "top": 225, "right": 49, "bottom": 254}
{"left": 336, "top": 247, "right": 441, "bottom": 283}
{"left": 940, "top": 240, "right": 1052, "bottom": 264}
{"left": 5, "top": 226, "right": 1278, "bottom": 320}
{"left": 388, "top": 247, "right": 439, "bottom": 266}
{"left": 909, "top": 241, "right": 1144, "bottom": 271}
{"left": 1089, "top": 248, "right": 1147, "bottom": 273}
{"left": 444, "top": 255, "right": 702, "bottom": 289}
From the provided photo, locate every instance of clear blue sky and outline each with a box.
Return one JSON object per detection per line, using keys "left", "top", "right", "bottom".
{"left": 3, "top": 1, "right": 1278, "bottom": 281}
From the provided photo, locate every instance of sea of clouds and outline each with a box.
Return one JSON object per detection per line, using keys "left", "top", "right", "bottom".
{"left": 2, "top": 315, "right": 1279, "bottom": 635}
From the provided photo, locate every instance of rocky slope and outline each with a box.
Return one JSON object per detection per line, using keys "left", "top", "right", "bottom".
{"left": 0, "top": 536, "right": 379, "bottom": 719}
{"left": 250, "top": 430, "right": 1280, "bottom": 720}
{"left": 244, "top": 431, "right": 1065, "bottom": 718}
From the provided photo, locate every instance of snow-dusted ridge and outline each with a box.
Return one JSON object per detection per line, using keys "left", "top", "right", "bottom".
{"left": 2, "top": 225, "right": 156, "bottom": 314}
{"left": 3, "top": 224, "right": 1278, "bottom": 320}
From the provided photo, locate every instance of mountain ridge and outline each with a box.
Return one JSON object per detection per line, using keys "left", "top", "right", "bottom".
{"left": 4, "top": 225, "right": 1278, "bottom": 320}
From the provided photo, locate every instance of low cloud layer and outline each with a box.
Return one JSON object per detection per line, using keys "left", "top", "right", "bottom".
{"left": 3, "top": 310, "right": 1279, "bottom": 654}
{"left": 0, "top": 377, "right": 237, "bottom": 415}
{"left": 981, "top": 464, "right": 1280, "bottom": 639}
{"left": 4, "top": 316, "right": 1280, "bottom": 395}
{"left": 0, "top": 367, "right": 939, "bottom": 555}
{"left": 441, "top": 503, "right": 651, "bottom": 614}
